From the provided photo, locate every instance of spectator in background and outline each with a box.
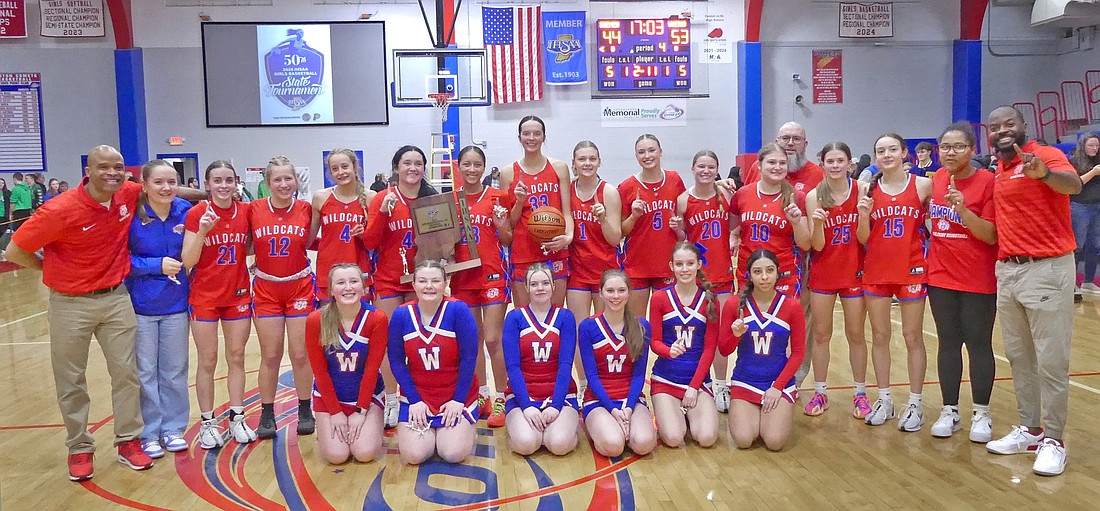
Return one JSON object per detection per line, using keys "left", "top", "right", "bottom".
{"left": 234, "top": 175, "right": 254, "bottom": 203}
{"left": 45, "top": 178, "right": 62, "bottom": 202}
{"left": 482, "top": 166, "right": 501, "bottom": 189}
{"left": 387, "top": 173, "right": 398, "bottom": 188}
{"left": 59, "top": 181, "right": 70, "bottom": 193}
{"left": 911, "top": 142, "right": 935, "bottom": 177}
{"left": 857, "top": 161, "right": 881, "bottom": 183}
{"left": 854, "top": 154, "right": 872, "bottom": 178}
{"left": 31, "top": 173, "right": 46, "bottom": 209}
{"left": 186, "top": 177, "right": 199, "bottom": 189}
{"left": 256, "top": 170, "right": 271, "bottom": 199}
{"left": 0, "top": 177, "right": 10, "bottom": 257}
{"left": 1070, "top": 132, "right": 1100, "bottom": 300}
{"left": 369, "top": 172, "right": 388, "bottom": 192}
{"left": 10, "top": 172, "right": 32, "bottom": 232}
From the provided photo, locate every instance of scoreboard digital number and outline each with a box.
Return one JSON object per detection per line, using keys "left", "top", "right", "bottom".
{"left": 597, "top": 18, "right": 690, "bottom": 92}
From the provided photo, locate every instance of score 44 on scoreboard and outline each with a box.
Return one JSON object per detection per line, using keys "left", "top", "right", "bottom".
{"left": 597, "top": 18, "right": 690, "bottom": 92}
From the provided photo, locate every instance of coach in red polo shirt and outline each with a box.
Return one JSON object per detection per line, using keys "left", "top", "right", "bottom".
{"left": 739, "top": 122, "right": 826, "bottom": 193}
{"left": 7, "top": 145, "right": 155, "bottom": 481}
{"left": 982, "top": 106, "right": 1081, "bottom": 477}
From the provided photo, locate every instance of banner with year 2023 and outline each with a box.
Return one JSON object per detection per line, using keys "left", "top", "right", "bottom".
{"left": 257, "top": 25, "right": 334, "bottom": 125}
{"left": 39, "top": 0, "right": 105, "bottom": 38}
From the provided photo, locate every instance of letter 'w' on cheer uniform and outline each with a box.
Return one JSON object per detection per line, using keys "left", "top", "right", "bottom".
{"left": 577, "top": 315, "right": 651, "bottom": 419}
{"left": 648, "top": 289, "right": 718, "bottom": 399}
{"left": 863, "top": 174, "right": 928, "bottom": 300}
{"left": 719, "top": 294, "right": 806, "bottom": 404}
{"left": 451, "top": 187, "right": 514, "bottom": 306}
{"left": 305, "top": 301, "right": 389, "bottom": 415}
{"left": 809, "top": 178, "right": 864, "bottom": 296}
{"left": 316, "top": 192, "right": 373, "bottom": 302}
{"left": 502, "top": 306, "right": 579, "bottom": 412}
{"left": 387, "top": 299, "right": 481, "bottom": 426}
{"left": 731, "top": 184, "right": 807, "bottom": 296}
{"left": 249, "top": 198, "right": 315, "bottom": 317}
{"left": 363, "top": 189, "right": 416, "bottom": 299}
{"left": 186, "top": 200, "right": 252, "bottom": 321}
{"left": 568, "top": 180, "right": 621, "bottom": 292}
{"left": 508, "top": 160, "right": 570, "bottom": 281}
{"left": 618, "top": 171, "right": 686, "bottom": 287}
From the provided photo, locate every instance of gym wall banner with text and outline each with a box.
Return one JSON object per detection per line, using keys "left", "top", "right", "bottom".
{"left": 0, "top": 0, "right": 27, "bottom": 39}
{"left": 812, "top": 49, "right": 842, "bottom": 104}
{"left": 544, "top": 11, "right": 587, "bottom": 85}
{"left": 257, "top": 25, "right": 334, "bottom": 125}
{"left": 600, "top": 98, "right": 687, "bottom": 127}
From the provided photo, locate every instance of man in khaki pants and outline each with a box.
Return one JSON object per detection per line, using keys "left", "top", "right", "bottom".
{"left": 7, "top": 146, "right": 156, "bottom": 481}
{"left": 982, "top": 106, "right": 1081, "bottom": 477}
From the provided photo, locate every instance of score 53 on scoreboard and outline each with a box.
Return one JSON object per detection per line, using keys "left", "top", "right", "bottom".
{"left": 597, "top": 18, "right": 690, "bottom": 92}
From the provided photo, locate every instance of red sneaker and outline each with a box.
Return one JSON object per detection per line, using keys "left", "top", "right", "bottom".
{"left": 68, "top": 452, "right": 94, "bottom": 481}
{"left": 478, "top": 394, "right": 490, "bottom": 417}
{"left": 117, "top": 439, "right": 154, "bottom": 471}
{"left": 487, "top": 397, "right": 507, "bottom": 428}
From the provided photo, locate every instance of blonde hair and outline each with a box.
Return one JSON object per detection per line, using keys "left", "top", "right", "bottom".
{"left": 136, "top": 159, "right": 175, "bottom": 224}
{"left": 265, "top": 155, "right": 298, "bottom": 187}
{"left": 758, "top": 144, "right": 794, "bottom": 209}
{"left": 813, "top": 142, "right": 852, "bottom": 210}
{"left": 319, "top": 263, "right": 365, "bottom": 351}
{"left": 524, "top": 262, "right": 555, "bottom": 292}
{"left": 327, "top": 148, "right": 370, "bottom": 213}
{"left": 413, "top": 259, "right": 447, "bottom": 280}
{"left": 600, "top": 269, "right": 645, "bottom": 361}
{"left": 671, "top": 241, "right": 719, "bottom": 322}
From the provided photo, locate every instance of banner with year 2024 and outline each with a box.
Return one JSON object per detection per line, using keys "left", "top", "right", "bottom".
{"left": 257, "top": 25, "right": 334, "bottom": 125}
{"left": 543, "top": 11, "right": 586, "bottom": 85}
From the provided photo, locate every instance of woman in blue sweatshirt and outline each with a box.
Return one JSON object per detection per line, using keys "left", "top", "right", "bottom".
{"left": 125, "top": 160, "right": 193, "bottom": 458}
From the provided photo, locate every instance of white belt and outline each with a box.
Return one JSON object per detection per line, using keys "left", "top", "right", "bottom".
{"left": 252, "top": 266, "right": 312, "bottom": 283}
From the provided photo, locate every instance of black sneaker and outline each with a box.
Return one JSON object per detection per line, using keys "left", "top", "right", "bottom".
{"left": 1075, "top": 289, "right": 1083, "bottom": 303}
{"left": 297, "top": 406, "right": 316, "bottom": 435}
{"left": 256, "top": 408, "right": 277, "bottom": 439}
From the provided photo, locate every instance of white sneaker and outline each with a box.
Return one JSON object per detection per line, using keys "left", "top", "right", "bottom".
{"left": 969, "top": 410, "right": 993, "bottom": 443}
{"left": 229, "top": 414, "right": 258, "bottom": 444}
{"left": 986, "top": 425, "right": 1044, "bottom": 455}
{"left": 714, "top": 383, "right": 731, "bottom": 414}
{"left": 384, "top": 396, "right": 399, "bottom": 430}
{"left": 930, "top": 406, "right": 960, "bottom": 438}
{"left": 141, "top": 440, "right": 165, "bottom": 459}
{"left": 1032, "top": 438, "right": 1067, "bottom": 476}
{"left": 864, "top": 399, "right": 895, "bottom": 426}
{"left": 1082, "top": 283, "right": 1100, "bottom": 295}
{"left": 198, "top": 418, "right": 227, "bottom": 450}
{"left": 897, "top": 403, "right": 924, "bottom": 432}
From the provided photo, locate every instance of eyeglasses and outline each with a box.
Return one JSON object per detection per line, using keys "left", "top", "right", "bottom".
{"left": 939, "top": 144, "right": 972, "bottom": 153}
{"left": 778, "top": 135, "right": 805, "bottom": 144}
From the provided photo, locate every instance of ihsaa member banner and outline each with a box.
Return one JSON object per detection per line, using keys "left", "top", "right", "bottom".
{"left": 543, "top": 11, "right": 586, "bottom": 85}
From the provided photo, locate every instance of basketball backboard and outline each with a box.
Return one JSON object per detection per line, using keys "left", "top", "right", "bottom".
{"left": 391, "top": 48, "right": 492, "bottom": 108}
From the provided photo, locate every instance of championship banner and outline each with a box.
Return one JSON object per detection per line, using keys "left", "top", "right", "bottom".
{"left": 257, "top": 25, "right": 334, "bottom": 125}
{"left": 40, "top": 0, "right": 104, "bottom": 38}
{"left": 812, "top": 49, "right": 842, "bottom": 104}
{"left": 839, "top": 2, "right": 893, "bottom": 38}
{"left": 543, "top": 11, "right": 586, "bottom": 85}
{"left": 0, "top": 0, "right": 27, "bottom": 39}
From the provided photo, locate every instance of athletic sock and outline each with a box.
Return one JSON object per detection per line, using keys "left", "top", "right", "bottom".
{"left": 261, "top": 403, "right": 275, "bottom": 416}
{"left": 878, "top": 388, "right": 892, "bottom": 402}
{"left": 814, "top": 382, "right": 827, "bottom": 395}
{"left": 298, "top": 398, "right": 311, "bottom": 411}
{"left": 908, "top": 393, "right": 922, "bottom": 407}
{"left": 853, "top": 382, "right": 867, "bottom": 395}
{"left": 945, "top": 404, "right": 959, "bottom": 412}
{"left": 494, "top": 392, "right": 505, "bottom": 400}
{"left": 386, "top": 392, "right": 398, "bottom": 405}
{"left": 201, "top": 411, "right": 214, "bottom": 421}
{"left": 973, "top": 404, "right": 990, "bottom": 414}
{"left": 479, "top": 385, "right": 490, "bottom": 398}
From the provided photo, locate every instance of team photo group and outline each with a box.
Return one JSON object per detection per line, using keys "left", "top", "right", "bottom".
{"left": 7, "top": 104, "right": 1099, "bottom": 485}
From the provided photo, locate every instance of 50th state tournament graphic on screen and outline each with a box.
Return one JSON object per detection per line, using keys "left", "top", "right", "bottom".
{"left": 257, "top": 25, "right": 334, "bottom": 124}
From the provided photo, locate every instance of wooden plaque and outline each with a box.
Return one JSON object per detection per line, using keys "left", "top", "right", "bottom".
{"left": 399, "top": 192, "right": 481, "bottom": 283}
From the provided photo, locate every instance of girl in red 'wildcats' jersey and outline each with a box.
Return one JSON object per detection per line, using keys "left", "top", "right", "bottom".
{"left": 310, "top": 148, "right": 376, "bottom": 303}
{"left": 451, "top": 146, "right": 515, "bottom": 427}
{"left": 363, "top": 145, "right": 437, "bottom": 429}
{"left": 181, "top": 160, "right": 256, "bottom": 449}
{"left": 731, "top": 144, "right": 812, "bottom": 297}
{"left": 619, "top": 134, "right": 687, "bottom": 314}
{"left": 501, "top": 115, "right": 574, "bottom": 308}
{"left": 856, "top": 133, "right": 933, "bottom": 432}
{"left": 248, "top": 156, "right": 318, "bottom": 440}
{"left": 671, "top": 150, "right": 736, "bottom": 414}
{"left": 804, "top": 142, "right": 871, "bottom": 420}
{"left": 304, "top": 264, "right": 388, "bottom": 464}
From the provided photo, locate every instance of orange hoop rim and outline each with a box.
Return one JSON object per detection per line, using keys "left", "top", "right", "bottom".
{"left": 427, "top": 92, "right": 454, "bottom": 107}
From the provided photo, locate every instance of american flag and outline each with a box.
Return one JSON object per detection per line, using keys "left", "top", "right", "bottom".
{"left": 482, "top": 6, "right": 543, "bottom": 104}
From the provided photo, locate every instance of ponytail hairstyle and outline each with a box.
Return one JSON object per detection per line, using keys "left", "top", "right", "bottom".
{"left": 757, "top": 143, "right": 795, "bottom": 209}
{"left": 635, "top": 133, "right": 662, "bottom": 149}
{"left": 265, "top": 155, "right": 299, "bottom": 197}
{"left": 524, "top": 262, "right": 555, "bottom": 294}
{"left": 600, "top": 269, "right": 646, "bottom": 361}
{"left": 136, "top": 159, "right": 174, "bottom": 224}
{"left": 813, "top": 141, "right": 853, "bottom": 210}
{"left": 203, "top": 160, "right": 238, "bottom": 202}
{"left": 572, "top": 140, "right": 601, "bottom": 177}
{"left": 869, "top": 133, "right": 906, "bottom": 196}
{"left": 671, "top": 241, "right": 719, "bottom": 322}
{"left": 412, "top": 258, "right": 448, "bottom": 281}
{"left": 327, "top": 148, "right": 370, "bottom": 213}
{"left": 692, "top": 150, "right": 724, "bottom": 215}
{"left": 737, "top": 249, "right": 781, "bottom": 316}
{"left": 518, "top": 115, "right": 547, "bottom": 134}
{"left": 457, "top": 146, "right": 487, "bottom": 186}
{"left": 319, "top": 263, "right": 365, "bottom": 352}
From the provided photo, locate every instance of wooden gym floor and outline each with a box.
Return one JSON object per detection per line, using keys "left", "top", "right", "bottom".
{"left": 3, "top": 266, "right": 1100, "bottom": 510}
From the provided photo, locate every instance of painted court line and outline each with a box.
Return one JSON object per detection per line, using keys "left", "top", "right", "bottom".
{"left": 0, "top": 310, "right": 47, "bottom": 329}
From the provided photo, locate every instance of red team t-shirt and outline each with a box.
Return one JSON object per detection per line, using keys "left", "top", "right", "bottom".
{"left": 508, "top": 161, "right": 569, "bottom": 265}
{"left": 570, "top": 180, "right": 620, "bottom": 286}
{"left": 863, "top": 175, "right": 926, "bottom": 285}
{"left": 316, "top": 192, "right": 372, "bottom": 295}
{"left": 185, "top": 200, "right": 251, "bottom": 307}
{"left": 731, "top": 184, "right": 807, "bottom": 289}
{"left": 618, "top": 171, "right": 687, "bottom": 280}
{"left": 683, "top": 190, "right": 734, "bottom": 287}
{"left": 249, "top": 198, "right": 313, "bottom": 277}
{"left": 928, "top": 169, "right": 998, "bottom": 294}
{"left": 993, "top": 140, "right": 1076, "bottom": 259}
{"left": 364, "top": 189, "right": 418, "bottom": 296}
{"left": 741, "top": 160, "right": 826, "bottom": 194}
{"left": 452, "top": 187, "right": 512, "bottom": 291}
{"left": 809, "top": 179, "right": 864, "bottom": 291}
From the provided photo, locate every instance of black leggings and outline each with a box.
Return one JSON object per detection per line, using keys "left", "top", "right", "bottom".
{"left": 927, "top": 286, "right": 997, "bottom": 406}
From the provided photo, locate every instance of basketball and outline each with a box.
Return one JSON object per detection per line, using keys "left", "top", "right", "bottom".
{"left": 527, "top": 206, "right": 567, "bottom": 242}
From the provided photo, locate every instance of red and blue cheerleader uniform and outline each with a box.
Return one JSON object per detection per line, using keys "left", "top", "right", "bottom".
{"left": 578, "top": 314, "right": 652, "bottom": 419}
{"left": 305, "top": 301, "right": 389, "bottom": 415}
{"left": 648, "top": 288, "right": 718, "bottom": 399}
{"left": 719, "top": 294, "right": 806, "bottom": 404}
{"left": 502, "top": 306, "right": 579, "bottom": 412}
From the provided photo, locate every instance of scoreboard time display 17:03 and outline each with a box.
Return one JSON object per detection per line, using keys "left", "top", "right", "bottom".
{"left": 597, "top": 18, "right": 691, "bottom": 92}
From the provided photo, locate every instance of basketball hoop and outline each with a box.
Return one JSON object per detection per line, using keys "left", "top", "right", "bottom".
{"left": 428, "top": 92, "right": 454, "bottom": 122}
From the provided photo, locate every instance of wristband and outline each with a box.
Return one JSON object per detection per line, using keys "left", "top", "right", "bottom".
{"left": 1039, "top": 169, "right": 1052, "bottom": 181}
{"left": 355, "top": 405, "right": 368, "bottom": 415}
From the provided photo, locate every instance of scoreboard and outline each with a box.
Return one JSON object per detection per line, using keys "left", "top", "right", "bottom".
{"left": 597, "top": 18, "right": 691, "bottom": 92}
